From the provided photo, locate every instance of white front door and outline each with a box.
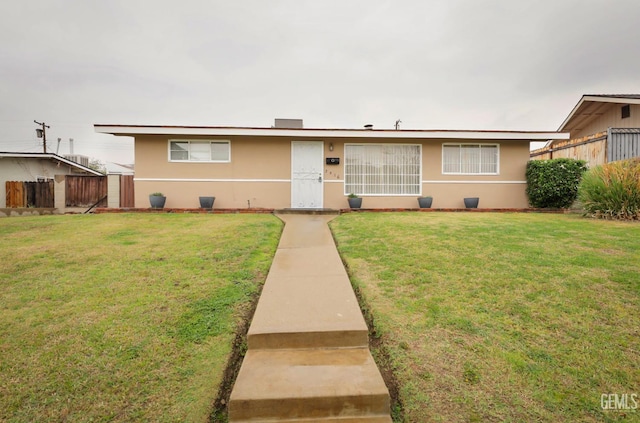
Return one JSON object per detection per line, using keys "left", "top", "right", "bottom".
{"left": 291, "top": 141, "right": 324, "bottom": 208}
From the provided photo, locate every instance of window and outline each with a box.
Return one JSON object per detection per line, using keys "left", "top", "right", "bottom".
{"left": 442, "top": 144, "right": 498, "bottom": 175}
{"left": 344, "top": 144, "right": 421, "bottom": 195}
{"left": 622, "top": 104, "right": 631, "bottom": 119}
{"left": 169, "top": 140, "right": 230, "bottom": 162}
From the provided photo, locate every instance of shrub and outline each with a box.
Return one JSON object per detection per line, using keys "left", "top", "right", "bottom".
{"left": 578, "top": 158, "right": 640, "bottom": 220}
{"left": 526, "top": 159, "right": 588, "bottom": 208}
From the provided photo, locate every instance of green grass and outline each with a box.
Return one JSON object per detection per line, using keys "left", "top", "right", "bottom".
{"left": 0, "top": 213, "right": 282, "bottom": 422}
{"left": 330, "top": 213, "right": 640, "bottom": 423}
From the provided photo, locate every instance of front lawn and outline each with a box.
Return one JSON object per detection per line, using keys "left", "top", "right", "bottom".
{"left": 0, "top": 214, "right": 282, "bottom": 422}
{"left": 331, "top": 213, "right": 639, "bottom": 422}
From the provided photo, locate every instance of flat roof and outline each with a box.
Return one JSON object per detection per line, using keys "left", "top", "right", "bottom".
{"left": 94, "top": 124, "right": 569, "bottom": 141}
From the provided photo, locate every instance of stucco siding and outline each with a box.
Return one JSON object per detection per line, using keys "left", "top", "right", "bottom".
{"left": 133, "top": 135, "right": 531, "bottom": 209}
{"left": 135, "top": 135, "right": 291, "bottom": 180}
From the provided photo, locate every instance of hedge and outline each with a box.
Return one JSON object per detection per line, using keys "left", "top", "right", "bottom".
{"left": 526, "top": 159, "right": 588, "bottom": 208}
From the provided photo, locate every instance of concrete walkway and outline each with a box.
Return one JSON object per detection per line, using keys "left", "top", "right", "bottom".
{"left": 229, "top": 214, "right": 391, "bottom": 422}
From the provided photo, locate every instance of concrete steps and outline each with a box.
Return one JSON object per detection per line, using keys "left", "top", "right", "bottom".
{"left": 228, "top": 214, "right": 391, "bottom": 422}
{"left": 229, "top": 349, "right": 390, "bottom": 421}
{"left": 247, "top": 249, "right": 369, "bottom": 350}
{"left": 233, "top": 417, "right": 391, "bottom": 423}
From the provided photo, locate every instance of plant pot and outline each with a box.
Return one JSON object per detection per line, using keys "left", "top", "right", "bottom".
{"left": 418, "top": 197, "right": 433, "bottom": 208}
{"left": 149, "top": 195, "right": 166, "bottom": 209}
{"left": 464, "top": 197, "right": 479, "bottom": 208}
{"left": 199, "top": 196, "right": 215, "bottom": 209}
{"left": 348, "top": 197, "right": 362, "bottom": 209}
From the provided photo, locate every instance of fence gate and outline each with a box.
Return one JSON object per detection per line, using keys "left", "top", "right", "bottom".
{"left": 5, "top": 181, "right": 25, "bottom": 208}
{"left": 120, "top": 175, "right": 135, "bottom": 207}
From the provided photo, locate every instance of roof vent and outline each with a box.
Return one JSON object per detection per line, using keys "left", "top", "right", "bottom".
{"left": 364, "top": 124, "right": 373, "bottom": 130}
{"left": 274, "top": 118, "right": 303, "bottom": 129}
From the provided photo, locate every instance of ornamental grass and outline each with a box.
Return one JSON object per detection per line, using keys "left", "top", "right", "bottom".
{"left": 579, "top": 158, "right": 640, "bottom": 220}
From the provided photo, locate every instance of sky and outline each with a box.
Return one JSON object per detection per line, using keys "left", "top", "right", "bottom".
{"left": 1, "top": 0, "right": 639, "bottom": 165}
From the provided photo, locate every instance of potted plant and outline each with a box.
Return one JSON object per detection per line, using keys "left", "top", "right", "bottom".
{"left": 149, "top": 192, "right": 166, "bottom": 209}
{"left": 199, "top": 196, "right": 215, "bottom": 209}
{"left": 464, "top": 197, "right": 479, "bottom": 208}
{"left": 417, "top": 196, "right": 433, "bottom": 208}
{"left": 347, "top": 193, "right": 362, "bottom": 209}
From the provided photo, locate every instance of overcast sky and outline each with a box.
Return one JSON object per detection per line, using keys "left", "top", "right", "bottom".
{"left": 1, "top": 0, "right": 639, "bottom": 164}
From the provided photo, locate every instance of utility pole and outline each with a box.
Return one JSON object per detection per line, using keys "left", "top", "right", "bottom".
{"left": 34, "top": 120, "right": 50, "bottom": 153}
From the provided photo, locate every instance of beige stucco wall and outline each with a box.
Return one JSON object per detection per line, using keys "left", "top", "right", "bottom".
{"left": 133, "top": 135, "right": 532, "bottom": 209}
{"left": 572, "top": 104, "right": 640, "bottom": 139}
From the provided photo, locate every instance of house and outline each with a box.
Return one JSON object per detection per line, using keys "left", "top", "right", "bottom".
{"left": 531, "top": 95, "right": 640, "bottom": 167}
{"left": 0, "top": 152, "right": 103, "bottom": 212}
{"left": 94, "top": 121, "right": 567, "bottom": 210}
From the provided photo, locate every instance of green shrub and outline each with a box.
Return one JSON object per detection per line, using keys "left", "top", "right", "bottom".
{"left": 526, "top": 159, "right": 588, "bottom": 208}
{"left": 578, "top": 158, "right": 640, "bottom": 220}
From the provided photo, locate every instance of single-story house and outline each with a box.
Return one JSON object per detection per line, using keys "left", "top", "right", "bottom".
{"left": 531, "top": 94, "right": 640, "bottom": 167}
{"left": 0, "top": 152, "right": 103, "bottom": 210}
{"left": 95, "top": 121, "right": 567, "bottom": 210}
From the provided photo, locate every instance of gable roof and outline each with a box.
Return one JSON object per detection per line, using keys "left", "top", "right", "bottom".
{"left": 94, "top": 124, "right": 568, "bottom": 141}
{"left": 558, "top": 94, "right": 640, "bottom": 134}
{"left": 0, "top": 152, "right": 104, "bottom": 176}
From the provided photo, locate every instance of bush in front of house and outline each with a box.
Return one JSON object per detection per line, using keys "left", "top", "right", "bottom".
{"left": 578, "top": 158, "right": 640, "bottom": 220}
{"left": 526, "top": 159, "right": 588, "bottom": 208}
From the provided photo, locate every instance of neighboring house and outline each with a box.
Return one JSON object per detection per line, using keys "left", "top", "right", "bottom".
{"left": 105, "top": 162, "right": 134, "bottom": 175}
{"left": 0, "top": 152, "right": 103, "bottom": 209}
{"left": 95, "top": 121, "right": 567, "bottom": 210}
{"left": 531, "top": 95, "right": 640, "bottom": 167}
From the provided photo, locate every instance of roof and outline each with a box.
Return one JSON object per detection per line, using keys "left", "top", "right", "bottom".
{"left": 610, "top": 127, "right": 640, "bottom": 134}
{"left": 586, "top": 94, "right": 640, "bottom": 100}
{"left": 105, "top": 162, "right": 134, "bottom": 174}
{"left": 0, "top": 152, "right": 104, "bottom": 176}
{"left": 558, "top": 94, "right": 640, "bottom": 134}
{"left": 94, "top": 124, "right": 568, "bottom": 141}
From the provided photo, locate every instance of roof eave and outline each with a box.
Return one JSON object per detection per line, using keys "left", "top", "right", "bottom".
{"left": 94, "top": 125, "right": 568, "bottom": 141}
{"left": 0, "top": 152, "right": 103, "bottom": 176}
{"left": 558, "top": 94, "right": 640, "bottom": 132}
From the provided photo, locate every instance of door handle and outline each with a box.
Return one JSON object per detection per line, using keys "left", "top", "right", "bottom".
{"left": 318, "top": 176, "right": 323, "bottom": 183}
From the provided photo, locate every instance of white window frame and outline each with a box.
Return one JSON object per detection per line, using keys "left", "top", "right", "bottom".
{"left": 442, "top": 143, "right": 499, "bottom": 175}
{"left": 168, "top": 140, "right": 231, "bottom": 163}
{"left": 344, "top": 143, "right": 422, "bottom": 196}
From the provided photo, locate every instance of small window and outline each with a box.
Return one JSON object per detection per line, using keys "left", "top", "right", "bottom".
{"left": 169, "top": 140, "right": 230, "bottom": 162}
{"left": 622, "top": 104, "right": 631, "bottom": 119}
{"left": 442, "top": 144, "right": 499, "bottom": 175}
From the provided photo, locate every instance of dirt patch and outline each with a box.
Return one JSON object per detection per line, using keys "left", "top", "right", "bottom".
{"left": 348, "top": 273, "right": 405, "bottom": 422}
{"left": 208, "top": 286, "right": 262, "bottom": 422}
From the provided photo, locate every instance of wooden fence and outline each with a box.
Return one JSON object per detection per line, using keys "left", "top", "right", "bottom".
{"left": 5, "top": 181, "right": 55, "bottom": 208}
{"left": 65, "top": 176, "right": 108, "bottom": 207}
{"left": 120, "top": 175, "right": 135, "bottom": 207}
{"left": 6, "top": 176, "right": 132, "bottom": 210}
